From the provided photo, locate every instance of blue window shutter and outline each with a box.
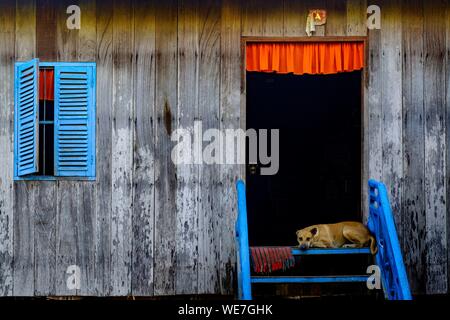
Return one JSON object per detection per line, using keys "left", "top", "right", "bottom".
{"left": 14, "top": 58, "right": 39, "bottom": 177}
{"left": 54, "top": 65, "right": 96, "bottom": 177}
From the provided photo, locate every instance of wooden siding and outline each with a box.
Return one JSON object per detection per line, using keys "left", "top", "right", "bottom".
{"left": 0, "top": 0, "right": 449, "bottom": 296}
{"left": 0, "top": 0, "right": 15, "bottom": 297}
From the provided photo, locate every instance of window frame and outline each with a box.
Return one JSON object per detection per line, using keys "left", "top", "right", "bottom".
{"left": 14, "top": 61, "right": 97, "bottom": 181}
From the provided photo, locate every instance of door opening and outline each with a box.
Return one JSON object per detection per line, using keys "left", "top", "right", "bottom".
{"left": 246, "top": 70, "right": 362, "bottom": 246}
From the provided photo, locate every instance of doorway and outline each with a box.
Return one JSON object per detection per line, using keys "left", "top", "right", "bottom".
{"left": 246, "top": 68, "right": 362, "bottom": 247}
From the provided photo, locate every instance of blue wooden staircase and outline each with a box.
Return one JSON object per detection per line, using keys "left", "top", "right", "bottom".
{"left": 235, "top": 179, "right": 412, "bottom": 300}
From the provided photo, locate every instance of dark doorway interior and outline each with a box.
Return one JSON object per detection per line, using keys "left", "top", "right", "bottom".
{"left": 246, "top": 70, "right": 362, "bottom": 246}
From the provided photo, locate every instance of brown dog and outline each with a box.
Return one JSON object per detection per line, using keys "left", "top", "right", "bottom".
{"left": 296, "top": 222, "right": 377, "bottom": 255}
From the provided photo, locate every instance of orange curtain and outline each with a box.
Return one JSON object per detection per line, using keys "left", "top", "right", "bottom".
{"left": 246, "top": 42, "right": 364, "bottom": 75}
{"left": 39, "top": 69, "right": 54, "bottom": 100}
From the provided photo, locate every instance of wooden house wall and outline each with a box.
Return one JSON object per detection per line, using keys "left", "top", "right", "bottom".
{"left": 0, "top": 0, "right": 449, "bottom": 296}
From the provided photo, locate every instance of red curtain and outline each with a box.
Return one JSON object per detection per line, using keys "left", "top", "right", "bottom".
{"left": 246, "top": 42, "right": 365, "bottom": 75}
{"left": 39, "top": 69, "right": 54, "bottom": 100}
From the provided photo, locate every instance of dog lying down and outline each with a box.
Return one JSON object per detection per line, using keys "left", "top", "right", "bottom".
{"left": 296, "top": 222, "right": 377, "bottom": 255}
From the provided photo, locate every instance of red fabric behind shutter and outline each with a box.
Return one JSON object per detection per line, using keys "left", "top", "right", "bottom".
{"left": 39, "top": 69, "right": 54, "bottom": 100}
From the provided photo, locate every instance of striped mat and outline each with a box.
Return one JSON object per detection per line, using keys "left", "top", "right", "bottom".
{"left": 250, "top": 247, "right": 296, "bottom": 274}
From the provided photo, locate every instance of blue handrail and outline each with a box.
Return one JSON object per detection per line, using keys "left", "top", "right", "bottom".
{"left": 367, "top": 180, "right": 412, "bottom": 300}
{"left": 235, "top": 180, "right": 252, "bottom": 300}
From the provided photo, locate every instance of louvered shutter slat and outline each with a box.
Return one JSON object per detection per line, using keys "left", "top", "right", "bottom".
{"left": 15, "top": 59, "right": 39, "bottom": 176}
{"left": 54, "top": 65, "right": 95, "bottom": 177}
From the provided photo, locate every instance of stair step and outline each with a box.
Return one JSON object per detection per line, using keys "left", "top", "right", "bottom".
{"left": 291, "top": 248, "right": 371, "bottom": 255}
{"left": 251, "top": 275, "right": 369, "bottom": 284}
{"left": 250, "top": 247, "right": 371, "bottom": 256}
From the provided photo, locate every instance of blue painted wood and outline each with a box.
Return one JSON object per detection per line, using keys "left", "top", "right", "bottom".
{"left": 54, "top": 64, "right": 96, "bottom": 178}
{"left": 368, "top": 180, "right": 412, "bottom": 300}
{"left": 247, "top": 247, "right": 371, "bottom": 256}
{"left": 14, "top": 58, "right": 39, "bottom": 177}
{"left": 291, "top": 248, "right": 371, "bottom": 255}
{"left": 13, "top": 175, "right": 96, "bottom": 181}
{"left": 39, "top": 62, "right": 96, "bottom": 68}
{"left": 236, "top": 180, "right": 252, "bottom": 300}
{"left": 251, "top": 275, "right": 369, "bottom": 284}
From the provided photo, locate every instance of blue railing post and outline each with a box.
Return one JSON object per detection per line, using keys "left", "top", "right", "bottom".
{"left": 236, "top": 180, "right": 252, "bottom": 300}
{"left": 368, "top": 179, "right": 412, "bottom": 300}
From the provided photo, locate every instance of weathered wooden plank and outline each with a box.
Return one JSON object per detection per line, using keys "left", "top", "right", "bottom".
{"left": 55, "top": 182, "right": 78, "bottom": 296}
{"left": 175, "top": 0, "right": 199, "bottom": 295}
{"left": 111, "top": 0, "right": 134, "bottom": 296}
{"left": 13, "top": 0, "right": 35, "bottom": 297}
{"left": 241, "top": 0, "right": 262, "bottom": 36}
{"left": 153, "top": 0, "right": 178, "bottom": 296}
{"left": 56, "top": 0, "right": 78, "bottom": 61}
{"left": 219, "top": 0, "right": 241, "bottom": 295}
{"left": 367, "top": 4, "right": 382, "bottom": 184}
{"left": 346, "top": 0, "right": 367, "bottom": 36}
{"left": 197, "top": 0, "right": 221, "bottom": 294}
{"left": 325, "top": 0, "right": 347, "bottom": 36}
{"left": 347, "top": 0, "right": 367, "bottom": 221}
{"left": 447, "top": 0, "right": 450, "bottom": 296}
{"left": 380, "top": 0, "right": 403, "bottom": 242}
{"left": 36, "top": 0, "right": 56, "bottom": 60}
{"left": 13, "top": 182, "right": 35, "bottom": 296}
{"left": 78, "top": 0, "right": 96, "bottom": 61}
{"left": 401, "top": 0, "right": 426, "bottom": 295}
{"left": 284, "top": 0, "right": 329, "bottom": 37}
{"left": 34, "top": 182, "right": 56, "bottom": 296}
{"left": 36, "top": 0, "right": 58, "bottom": 61}
{"left": 15, "top": 0, "right": 36, "bottom": 61}
{"left": 261, "top": 2, "right": 284, "bottom": 36}
{"left": 76, "top": 182, "right": 96, "bottom": 296}
{"left": 131, "top": 0, "right": 156, "bottom": 296}
{"left": 283, "top": 0, "right": 308, "bottom": 36}
{"left": 424, "top": 0, "right": 447, "bottom": 295}
{"left": 241, "top": 0, "right": 283, "bottom": 36}
{"left": 0, "top": 0, "right": 15, "bottom": 297}
{"left": 94, "top": 0, "right": 113, "bottom": 296}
